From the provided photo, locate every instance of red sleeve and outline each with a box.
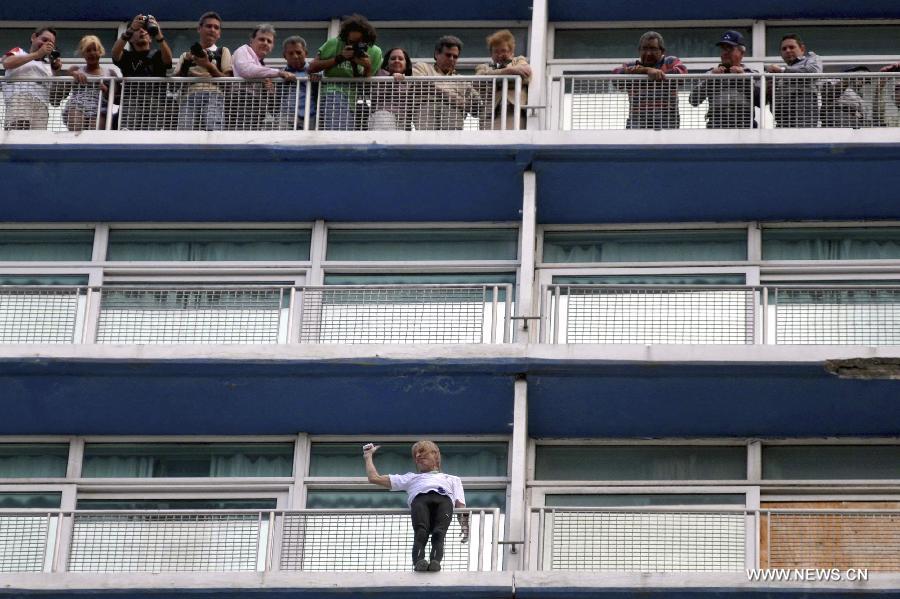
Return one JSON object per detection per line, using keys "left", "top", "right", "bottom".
{"left": 4, "top": 47, "right": 23, "bottom": 57}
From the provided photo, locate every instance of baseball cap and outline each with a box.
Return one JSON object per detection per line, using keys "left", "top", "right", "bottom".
{"left": 717, "top": 30, "right": 746, "bottom": 47}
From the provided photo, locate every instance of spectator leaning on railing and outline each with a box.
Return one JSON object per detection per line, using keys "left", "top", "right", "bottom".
{"left": 278, "top": 36, "right": 318, "bottom": 130}
{"left": 232, "top": 24, "right": 296, "bottom": 130}
{"left": 875, "top": 62, "right": 900, "bottom": 127}
{"left": 2, "top": 26, "right": 79, "bottom": 130}
{"left": 173, "top": 11, "right": 233, "bottom": 131}
{"left": 364, "top": 441, "right": 469, "bottom": 573}
{"left": 765, "top": 33, "right": 823, "bottom": 128}
{"left": 308, "top": 14, "right": 383, "bottom": 130}
{"left": 689, "top": 30, "right": 758, "bottom": 129}
{"left": 475, "top": 29, "right": 531, "bottom": 130}
{"left": 369, "top": 47, "right": 413, "bottom": 130}
{"left": 63, "top": 35, "right": 123, "bottom": 131}
{"left": 412, "top": 35, "right": 482, "bottom": 131}
{"left": 613, "top": 31, "right": 687, "bottom": 130}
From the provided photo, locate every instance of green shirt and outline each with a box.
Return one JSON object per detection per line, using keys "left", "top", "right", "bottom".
{"left": 317, "top": 36, "right": 383, "bottom": 78}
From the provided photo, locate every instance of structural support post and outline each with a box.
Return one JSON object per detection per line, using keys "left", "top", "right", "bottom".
{"left": 505, "top": 375, "right": 528, "bottom": 570}
{"left": 517, "top": 171, "right": 537, "bottom": 343}
{"left": 526, "top": 0, "right": 548, "bottom": 129}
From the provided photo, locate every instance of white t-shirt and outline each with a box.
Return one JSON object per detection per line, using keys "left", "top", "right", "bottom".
{"left": 389, "top": 471, "right": 466, "bottom": 508}
{"left": 2, "top": 47, "right": 53, "bottom": 103}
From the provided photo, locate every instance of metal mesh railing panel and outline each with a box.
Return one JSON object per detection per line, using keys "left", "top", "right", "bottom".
{"left": 0, "top": 515, "right": 50, "bottom": 572}
{"left": 774, "top": 288, "right": 900, "bottom": 345}
{"left": 280, "top": 512, "right": 474, "bottom": 572}
{"left": 2, "top": 79, "right": 109, "bottom": 132}
{"left": 768, "top": 512, "right": 900, "bottom": 570}
{"left": 299, "top": 286, "right": 491, "bottom": 344}
{"left": 316, "top": 77, "right": 500, "bottom": 131}
{"left": 68, "top": 513, "right": 260, "bottom": 572}
{"left": 560, "top": 287, "right": 754, "bottom": 344}
{"left": 0, "top": 287, "right": 80, "bottom": 343}
{"left": 96, "top": 287, "right": 283, "bottom": 344}
{"left": 548, "top": 510, "right": 745, "bottom": 571}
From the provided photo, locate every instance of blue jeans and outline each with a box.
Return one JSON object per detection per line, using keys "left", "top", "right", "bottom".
{"left": 178, "top": 91, "right": 225, "bottom": 131}
{"left": 319, "top": 91, "right": 354, "bottom": 131}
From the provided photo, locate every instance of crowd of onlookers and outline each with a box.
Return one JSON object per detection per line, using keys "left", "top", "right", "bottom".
{"left": 2, "top": 12, "right": 899, "bottom": 131}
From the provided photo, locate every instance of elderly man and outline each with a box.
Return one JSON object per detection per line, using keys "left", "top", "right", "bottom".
{"left": 412, "top": 36, "right": 481, "bottom": 130}
{"left": 689, "top": 30, "right": 758, "bottom": 129}
{"left": 278, "top": 36, "right": 318, "bottom": 130}
{"left": 613, "top": 31, "right": 687, "bottom": 129}
{"left": 766, "top": 33, "right": 822, "bottom": 128}
{"left": 1, "top": 27, "right": 75, "bottom": 130}
{"left": 173, "top": 11, "right": 233, "bottom": 131}
{"left": 474, "top": 29, "right": 531, "bottom": 130}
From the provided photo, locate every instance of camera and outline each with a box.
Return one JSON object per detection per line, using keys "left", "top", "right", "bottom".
{"left": 352, "top": 42, "right": 368, "bottom": 57}
{"left": 491, "top": 59, "right": 512, "bottom": 70}
{"left": 142, "top": 14, "right": 159, "bottom": 37}
{"left": 47, "top": 50, "right": 61, "bottom": 62}
{"left": 190, "top": 42, "right": 212, "bottom": 60}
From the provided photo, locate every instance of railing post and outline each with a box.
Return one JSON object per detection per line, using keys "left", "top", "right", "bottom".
{"left": 760, "top": 73, "right": 771, "bottom": 129}
{"left": 499, "top": 77, "right": 508, "bottom": 130}
{"left": 286, "top": 287, "right": 300, "bottom": 344}
{"left": 553, "top": 286, "right": 561, "bottom": 344}
{"left": 491, "top": 507, "right": 500, "bottom": 571}
{"left": 476, "top": 509, "right": 485, "bottom": 571}
{"left": 761, "top": 286, "right": 769, "bottom": 344}
{"left": 80, "top": 287, "right": 101, "bottom": 344}
{"left": 52, "top": 512, "right": 72, "bottom": 573}
{"left": 513, "top": 76, "right": 522, "bottom": 130}
{"left": 303, "top": 79, "right": 312, "bottom": 131}
{"left": 490, "top": 285, "right": 499, "bottom": 344}
{"left": 503, "top": 284, "right": 512, "bottom": 343}
{"left": 104, "top": 79, "right": 116, "bottom": 130}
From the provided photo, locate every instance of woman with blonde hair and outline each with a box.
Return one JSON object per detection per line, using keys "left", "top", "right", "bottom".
{"left": 363, "top": 440, "right": 468, "bottom": 572}
{"left": 63, "top": 35, "right": 122, "bottom": 130}
{"left": 474, "top": 29, "right": 531, "bottom": 129}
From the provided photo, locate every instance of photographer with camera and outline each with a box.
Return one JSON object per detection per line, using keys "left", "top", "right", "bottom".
{"left": 308, "top": 14, "right": 383, "bottom": 130}
{"left": 874, "top": 63, "right": 900, "bottom": 127}
{"left": 2, "top": 27, "right": 80, "bottom": 130}
{"left": 173, "top": 11, "right": 233, "bottom": 130}
{"left": 112, "top": 14, "right": 172, "bottom": 78}
{"left": 475, "top": 29, "right": 531, "bottom": 130}
{"left": 688, "top": 30, "right": 759, "bottom": 129}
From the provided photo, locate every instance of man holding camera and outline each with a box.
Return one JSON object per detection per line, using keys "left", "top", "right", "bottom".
{"left": 308, "top": 14, "right": 382, "bottom": 130}
{"left": 112, "top": 14, "right": 172, "bottom": 130}
{"left": 475, "top": 29, "right": 531, "bottom": 130}
{"left": 173, "top": 11, "right": 233, "bottom": 130}
{"left": 2, "top": 27, "right": 74, "bottom": 130}
{"left": 688, "top": 30, "right": 758, "bottom": 129}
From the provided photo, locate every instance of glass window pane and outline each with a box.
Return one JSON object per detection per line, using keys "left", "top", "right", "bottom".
{"left": 374, "top": 28, "right": 528, "bottom": 60}
{"left": 306, "top": 489, "right": 506, "bottom": 510}
{"left": 0, "top": 492, "right": 62, "bottom": 509}
{"left": 309, "top": 442, "right": 508, "bottom": 478}
{"left": 766, "top": 26, "right": 900, "bottom": 57}
{"left": 554, "top": 27, "right": 752, "bottom": 59}
{"left": 763, "top": 445, "right": 900, "bottom": 480}
{"left": 0, "top": 275, "right": 88, "bottom": 285}
{"left": 76, "top": 498, "right": 276, "bottom": 510}
{"left": 106, "top": 229, "right": 311, "bottom": 261}
{"left": 326, "top": 229, "right": 518, "bottom": 262}
{"left": 0, "top": 29, "right": 118, "bottom": 61}
{"left": 543, "top": 230, "right": 747, "bottom": 263}
{"left": 82, "top": 443, "right": 294, "bottom": 478}
{"left": 762, "top": 228, "right": 900, "bottom": 260}
{"left": 0, "top": 230, "right": 94, "bottom": 261}
{"left": 0, "top": 444, "right": 69, "bottom": 478}
{"left": 535, "top": 446, "right": 746, "bottom": 481}
{"left": 551, "top": 274, "right": 746, "bottom": 285}
{"left": 544, "top": 494, "right": 745, "bottom": 507}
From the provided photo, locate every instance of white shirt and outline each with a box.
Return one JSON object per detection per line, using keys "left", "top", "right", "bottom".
{"left": 232, "top": 44, "right": 280, "bottom": 79}
{"left": 389, "top": 471, "right": 466, "bottom": 508}
{"left": 2, "top": 47, "right": 53, "bottom": 102}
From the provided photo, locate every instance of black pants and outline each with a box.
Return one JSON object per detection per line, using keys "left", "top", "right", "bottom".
{"left": 410, "top": 491, "right": 453, "bottom": 565}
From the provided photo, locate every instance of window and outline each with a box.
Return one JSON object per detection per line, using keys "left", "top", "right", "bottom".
{"left": 374, "top": 28, "right": 528, "bottom": 60}
{"left": 0, "top": 444, "right": 69, "bottom": 478}
{"left": 542, "top": 229, "right": 747, "bottom": 264}
{"left": 106, "top": 229, "right": 311, "bottom": 261}
{"left": 765, "top": 25, "right": 900, "bottom": 57}
{"left": 762, "top": 445, "right": 900, "bottom": 479}
{"left": 326, "top": 228, "right": 518, "bottom": 262}
{"left": 81, "top": 443, "right": 294, "bottom": 478}
{"left": 761, "top": 227, "right": 900, "bottom": 261}
{"left": 309, "top": 442, "right": 508, "bottom": 477}
{"left": 553, "top": 27, "right": 753, "bottom": 60}
{"left": 0, "top": 230, "right": 94, "bottom": 262}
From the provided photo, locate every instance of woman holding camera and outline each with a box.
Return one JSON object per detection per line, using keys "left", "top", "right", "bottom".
{"left": 63, "top": 35, "right": 122, "bottom": 131}
{"left": 475, "top": 29, "right": 531, "bottom": 130}
{"left": 308, "top": 14, "right": 383, "bottom": 130}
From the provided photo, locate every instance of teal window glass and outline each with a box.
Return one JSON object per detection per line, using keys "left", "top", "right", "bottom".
{"left": 309, "top": 443, "right": 508, "bottom": 477}
{"left": 0, "top": 444, "right": 69, "bottom": 478}
{"left": 545, "top": 494, "right": 745, "bottom": 507}
{"left": 762, "top": 228, "right": 900, "bottom": 261}
{"left": 534, "top": 446, "right": 746, "bottom": 481}
{"left": 0, "top": 230, "right": 93, "bottom": 261}
{"left": 543, "top": 230, "right": 747, "bottom": 263}
{"left": 106, "top": 230, "right": 311, "bottom": 261}
{"left": 0, "top": 275, "right": 88, "bottom": 285}
{"left": 0, "top": 492, "right": 62, "bottom": 509}
{"left": 76, "top": 498, "right": 277, "bottom": 510}
{"left": 0, "top": 29, "right": 118, "bottom": 61}
{"left": 326, "top": 229, "right": 518, "bottom": 262}
{"left": 306, "top": 489, "right": 506, "bottom": 510}
{"left": 82, "top": 443, "right": 294, "bottom": 478}
{"left": 552, "top": 274, "right": 746, "bottom": 285}
{"left": 766, "top": 26, "right": 900, "bottom": 57}
{"left": 554, "top": 27, "right": 752, "bottom": 59}
{"left": 375, "top": 28, "right": 528, "bottom": 60}
{"left": 763, "top": 445, "right": 900, "bottom": 480}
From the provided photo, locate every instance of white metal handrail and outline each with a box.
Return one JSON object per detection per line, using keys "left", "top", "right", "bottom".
{"left": 1, "top": 75, "right": 523, "bottom": 132}
{"left": 528, "top": 506, "right": 900, "bottom": 572}
{"left": 0, "top": 508, "right": 500, "bottom": 573}
{"left": 0, "top": 284, "right": 513, "bottom": 345}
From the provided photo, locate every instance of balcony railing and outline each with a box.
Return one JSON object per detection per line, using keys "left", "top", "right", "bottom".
{"left": 0, "top": 508, "right": 500, "bottom": 573}
{"left": 529, "top": 507, "right": 900, "bottom": 572}
{"left": 553, "top": 72, "right": 900, "bottom": 130}
{"left": 542, "top": 284, "right": 900, "bottom": 345}
{"left": 0, "top": 75, "right": 523, "bottom": 132}
{"left": 0, "top": 284, "right": 512, "bottom": 345}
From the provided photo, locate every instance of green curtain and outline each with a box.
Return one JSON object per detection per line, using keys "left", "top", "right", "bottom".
{"left": 543, "top": 230, "right": 747, "bottom": 264}
{"left": 0, "top": 230, "right": 93, "bottom": 262}
{"left": 106, "top": 230, "right": 311, "bottom": 261}
{"left": 762, "top": 228, "right": 900, "bottom": 260}
{"left": 0, "top": 445, "right": 69, "bottom": 478}
{"left": 326, "top": 229, "right": 519, "bottom": 262}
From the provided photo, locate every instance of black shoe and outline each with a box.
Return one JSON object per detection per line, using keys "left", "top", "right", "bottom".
{"left": 427, "top": 560, "right": 441, "bottom": 572}
{"left": 414, "top": 558, "right": 430, "bottom": 572}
